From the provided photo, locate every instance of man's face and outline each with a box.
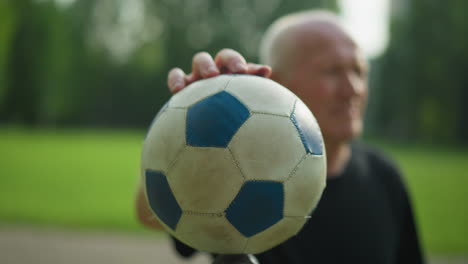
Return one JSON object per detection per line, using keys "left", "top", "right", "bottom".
{"left": 283, "top": 31, "right": 368, "bottom": 145}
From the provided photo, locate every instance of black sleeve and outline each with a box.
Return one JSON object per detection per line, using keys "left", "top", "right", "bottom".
{"left": 395, "top": 184, "right": 425, "bottom": 264}
{"left": 171, "top": 236, "right": 197, "bottom": 258}
{"left": 366, "top": 144, "right": 425, "bottom": 264}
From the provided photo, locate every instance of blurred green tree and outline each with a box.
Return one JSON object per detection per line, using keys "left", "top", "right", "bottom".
{"left": 0, "top": 0, "right": 337, "bottom": 127}
{"left": 1, "top": 0, "right": 49, "bottom": 125}
{"left": 0, "top": 1, "right": 17, "bottom": 108}
{"left": 374, "top": 0, "right": 468, "bottom": 143}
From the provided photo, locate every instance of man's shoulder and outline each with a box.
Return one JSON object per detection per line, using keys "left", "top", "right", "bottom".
{"left": 350, "top": 141, "right": 405, "bottom": 186}
{"left": 351, "top": 141, "right": 408, "bottom": 195}
{"left": 351, "top": 141, "right": 399, "bottom": 172}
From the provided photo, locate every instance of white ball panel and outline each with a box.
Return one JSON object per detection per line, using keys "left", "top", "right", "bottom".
{"left": 229, "top": 114, "right": 306, "bottom": 181}
{"left": 225, "top": 75, "right": 296, "bottom": 116}
{"left": 141, "top": 108, "right": 186, "bottom": 173}
{"left": 243, "top": 216, "right": 308, "bottom": 254}
{"left": 168, "top": 147, "right": 244, "bottom": 212}
{"left": 169, "top": 75, "right": 232, "bottom": 108}
{"left": 284, "top": 155, "right": 326, "bottom": 217}
{"left": 176, "top": 213, "right": 247, "bottom": 254}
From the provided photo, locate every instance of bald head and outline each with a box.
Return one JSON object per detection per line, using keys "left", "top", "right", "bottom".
{"left": 259, "top": 10, "right": 369, "bottom": 152}
{"left": 259, "top": 10, "right": 356, "bottom": 78}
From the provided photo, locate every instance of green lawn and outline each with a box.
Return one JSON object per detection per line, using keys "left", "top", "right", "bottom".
{"left": 372, "top": 141, "right": 468, "bottom": 254}
{"left": 0, "top": 128, "right": 147, "bottom": 232}
{"left": 0, "top": 128, "right": 467, "bottom": 254}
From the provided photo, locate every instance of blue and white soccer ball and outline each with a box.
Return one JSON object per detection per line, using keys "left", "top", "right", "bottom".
{"left": 141, "top": 74, "right": 326, "bottom": 254}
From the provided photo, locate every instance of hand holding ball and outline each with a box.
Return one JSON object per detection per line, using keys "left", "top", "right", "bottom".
{"left": 141, "top": 75, "right": 326, "bottom": 253}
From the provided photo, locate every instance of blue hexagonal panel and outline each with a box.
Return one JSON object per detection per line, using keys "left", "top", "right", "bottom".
{"left": 186, "top": 91, "right": 250, "bottom": 147}
{"left": 226, "top": 181, "right": 284, "bottom": 237}
{"left": 290, "top": 101, "right": 323, "bottom": 155}
{"left": 145, "top": 170, "right": 182, "bottom": 230}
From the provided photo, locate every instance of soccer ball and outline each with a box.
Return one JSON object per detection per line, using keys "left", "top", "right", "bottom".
{"left": 141, "top": 74, "right": 326, "bottom": 254}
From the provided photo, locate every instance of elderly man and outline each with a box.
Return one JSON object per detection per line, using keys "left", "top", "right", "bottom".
{"left": 137, "top": 10, "right": 424, "bottom": 264}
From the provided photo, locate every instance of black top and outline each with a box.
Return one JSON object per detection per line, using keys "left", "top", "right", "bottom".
{"left": 173, "top": 142, "right": 425, "bottom": 264}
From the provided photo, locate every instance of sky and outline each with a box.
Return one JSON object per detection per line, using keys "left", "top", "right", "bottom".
{"left": 339, "top": 0, "right": 390, "bottom": 58}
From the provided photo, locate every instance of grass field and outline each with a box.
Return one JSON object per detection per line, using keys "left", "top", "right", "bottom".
{"left": 0, "top": 128, "right": 467, "bottom": 254}
{"left": 0, "top": 128, "right": 146, "bottom": 232}
{"left": 372, "top": 140, "right": 468, "bottom": 254}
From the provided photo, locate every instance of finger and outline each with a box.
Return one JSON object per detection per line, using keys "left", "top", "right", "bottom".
{"left": 247, "top": 63, "right": 272, "bottom": 78}
{"left": 214, "top": 48, "right": 248, "bottom": 74}
{"left": 184, "top": 73, "right": 196, "bottom": 86}
{"left": 167, "top": 68, "right": 186, "bottom": 94}
{"left": 192, "top": 52, "right": 219, "bottom": 80}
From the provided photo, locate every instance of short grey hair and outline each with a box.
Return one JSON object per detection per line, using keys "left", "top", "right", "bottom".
{"left": 259, "top": 10, "right": 343, "bottom": 72}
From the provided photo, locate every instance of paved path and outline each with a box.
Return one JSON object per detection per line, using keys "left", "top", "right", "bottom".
{"left": 0, "top": 227, "right": 466, "bottom": 264}
{"left": 0, "top": 227, "right": 210, "bottom": 264}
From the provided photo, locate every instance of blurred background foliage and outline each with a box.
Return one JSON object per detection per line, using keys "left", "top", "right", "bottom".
{"left": 0, "top": 0, "right": 337, "bottom": 129}
{"left": 370, "top": 0, "right": 468, "bottom": 143}
{"left": 1, "top": 0, "right": 467, "bottom": 145}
